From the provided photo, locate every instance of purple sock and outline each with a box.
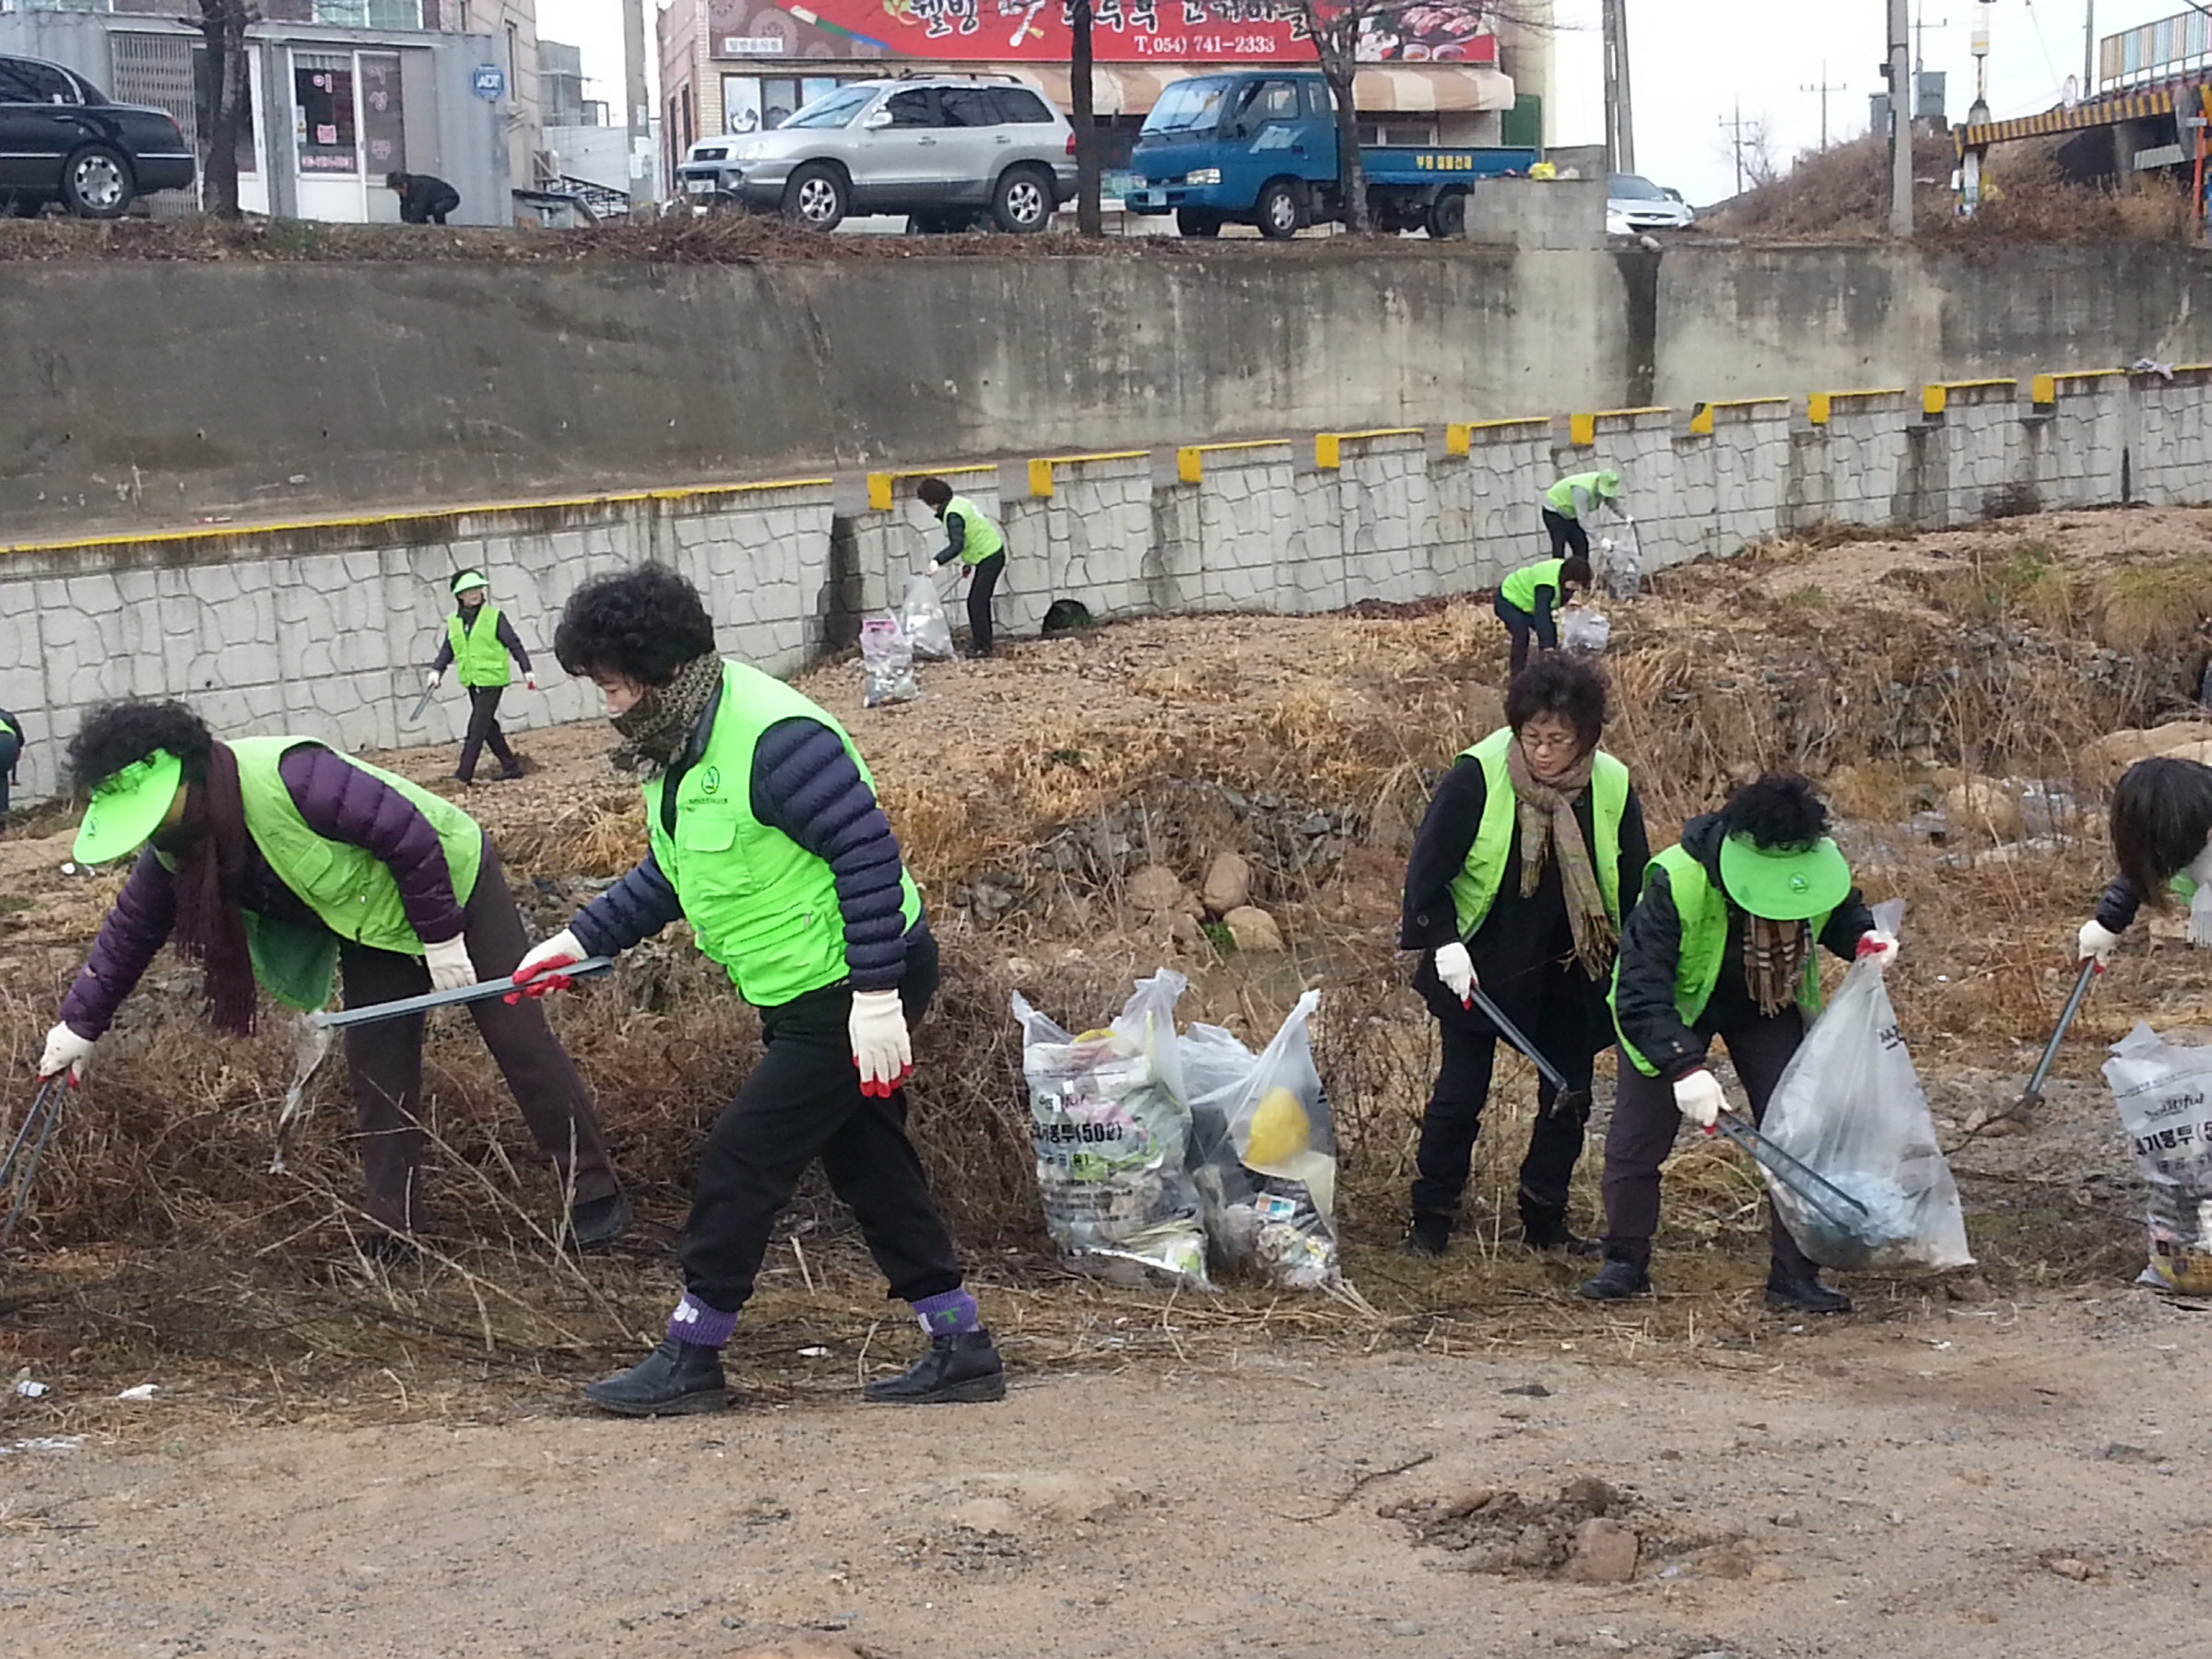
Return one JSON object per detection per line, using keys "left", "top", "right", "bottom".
{"left": 666, "top": 1292, "right": 738, "bottom": 1349}
{"left": 912, "top": 1288, "right": 980, "bottom": 1337}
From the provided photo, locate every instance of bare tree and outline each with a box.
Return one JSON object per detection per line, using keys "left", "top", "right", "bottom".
{"left": 1072, "top": 0, "right": 1101, "bottom": 235}
{"left": 194, "top": 0, "right": 256, "bottom": 220}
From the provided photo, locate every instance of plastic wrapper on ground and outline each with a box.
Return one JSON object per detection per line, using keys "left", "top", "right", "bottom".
{"left": 1010, "top": 970, "right": 1210, "bottom": 1290}
{"left": 2101, "top": 1020, "right": 2212, "bottom": 1294}
{"left": 900, "top": 574, "right": 957, "bottom": 662}
{"left": 860, "top": 615, "right": 917, "bottom": 707}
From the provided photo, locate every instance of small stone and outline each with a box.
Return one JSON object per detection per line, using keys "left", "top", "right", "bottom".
{"left": 1438, "top": 1487, "right": 1497, "bottom": 1519}
{"left": 2101, "top": 1442, "right": 2150, "bottom": 1463}
{"left": 1770, "top": 1509, "right": 1803, "bottom": 1528}
{"left": 1566, "top": 1517, "right": 1639, "bottom": 1584}
{"left": 1502, "top": 1382, "right": 1553, "bottom": 1398}
{"left": 1202, "top": 852, "right": 1252, "bottom": 916}
{"left": 1387, "top": 1622, "right": 1423, "bottom": 1638}
{"left": 1170, "top": 912, "right": 1205, "bottom": 948}
{"left": 1126, "top": 864, "right": 1186, "bottom": 916}
{"left": 1559, "top": 1476, "right": 1614, "bottom": 1513}
{"left": 1510, "top": 1524, "right": 1555, "bottom": 1569}
{"left": 1748, "top": 1561, "right": 1791, "bottom": 1583}
{"left": 2046, "top": 1557, "right": 2098, "bottom": 1582}
{"left": 1223, "top": 905, "right": 1285, "bottom": 953}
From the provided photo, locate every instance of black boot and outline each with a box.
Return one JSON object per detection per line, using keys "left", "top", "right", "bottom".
{"left": 569, "top": 1192, "right": 631, "bottom": 1249}
{"left": 1520, "top": 1209, "right": 1600, "bottom": 1256}
{"left": 583, "top": 1338, "right": 728, "bottom": 1417}
{"left": 1579, "top": 1257, "right": 1653, "bottom": 1301}
{"left": 1401, "top": 1211, "right": 1453, "bottom": 1257}
{"left": 863, "top": 1329, "right": 1006, "bottom": 1405}
{"left": 1764, "top": 1275, "right": 1853, "bottom": 1315}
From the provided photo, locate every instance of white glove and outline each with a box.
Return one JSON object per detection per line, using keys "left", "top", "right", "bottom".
{"left": 511, "top": 928, "right": 586, "bottom": 998}
{"left": 2077, "top": 918, "right": 2122, "bottom": 970}
{"left": 524, "top": 672, "right": 538, "bottom": 692}
{"left": 39, "top": 1022, "right": 95, "bottom": 1085}
{"left": 1673, "top": 1067, "right": 1724, "bottom": 1130}
{"left": 424, "top": 670, "right": 442, "bottom": 690}
{"left": 1855, "top": 929, "right": 1899, "bottom": 971}
{"left": 849, "top": 989, "right": 913, "bottom": 1098}
{"left": 1434, "top": 941, "right": 1477, "bottom": 1006}
{"left": 423, "top": 934, "right": 478, "bottom": 993}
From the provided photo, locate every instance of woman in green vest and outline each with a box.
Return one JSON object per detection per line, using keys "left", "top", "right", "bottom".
{"left": 1592, "top": 773, "right": 1894, "bottom": 1314}
{"left": 916, "top": 476, "right": 1008, "bottom": 659}
{"left": 0, "top": 704, "right": 21, "bottom": 816}
{"left": 424, "top": 570, "right": 536, "bottom": 784}
{"left": 1495, "top": 555, "right": 1594, "bottom": 677}
{"left": 1541, "top": 467, "right": 1624, "bottom": 560}
{"left": 512, "top": 563, "right": 1002, "bottom": 1418}
{"left": 36, "top": 699, "right": 624, "bottom": 1251}
{"left": 1399, "top": 654, "right": 1651, "bottom": 1256}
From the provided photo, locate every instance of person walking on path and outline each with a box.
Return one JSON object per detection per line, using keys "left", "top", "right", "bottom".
{"left": 387, "top": 171, "right": 461, "bottom": 225}
{"left": 511, "top": 564, "right": 1004, "bottom": 1418}
{"left": 1495, "top": 555, "right": 1593, "bottom": 677}
{"left": 426, "top": 571, "right": 535, "bottom": 784}
{"left": 37, "top": 700, "right": 626, "bottom": 1252}
{"left": 1541, "top": 467, "right": 1625, "bottom": 561}
{"left": 0, "top": 705, "right": 21, "bottom": 815}
{"left": 1590, "top": 773, "right": 1893, "bottom": 1314}
{"left": 915, "top": 477, "right": 1007, "bottom": 659}
{"left": 2077, "top": 756, "right": 2212, "bottom": 970}
{"left": 1399, "top": 655, "right": 1651, "bottom": 1258}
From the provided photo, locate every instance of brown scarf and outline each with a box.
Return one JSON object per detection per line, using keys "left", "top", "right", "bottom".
{"left": 1504, "top": 736, "right": 1618, "bottom": 980}
{"left": 608, "top": 652, "right": 725, "bottom": 776}
{"left": 168, "top": 742, "right": 259, "bottom": 1037}
{"left": 1744, "top": 913, "right": 1811, "bottom": 1017}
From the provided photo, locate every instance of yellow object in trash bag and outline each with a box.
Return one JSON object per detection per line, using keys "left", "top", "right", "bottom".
{"left": 1243, "top": 1085, "right": 1312, "bottom": 1167}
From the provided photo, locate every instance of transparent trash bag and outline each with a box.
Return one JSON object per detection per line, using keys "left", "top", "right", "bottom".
{"left": 1010, "top": 970, "right": 1210, "bottom": 1289}
{"left": 860, "top": 615, "right": 917, "bottom": 708}
{"left": 1179, "top": 991, "right": 1343, "bottom": 1291}
{"left": 1559, "top": 608, "right": 1611, "bottom": 655}
{"left": 1598, "top": 522, "right": 1643, "bottom": 599}
{"left": 2102, "top": 1021, "right": 2212, "bottom": 1294}
{"left": 900, "top": 573, "right": 956, "bottom": 663}
{"left": 1759, "top": 904, "right": 1973, "bottom": 1271}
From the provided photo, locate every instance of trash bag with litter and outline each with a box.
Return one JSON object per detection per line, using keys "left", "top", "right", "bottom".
{"left": 1011, "top": 970, "right": 1210, "bottom": 1289}
{"left": 1179, "top": 991, "right": 1344, "bottom": 1291}
{"left": 2100, "top": 1021, "right": 2212, "bottom": 1294}
{"left": 1758, "top": 904, "right": 1973, "bottom": 1271}
{"left": 900, "top": 573, "right": 956, "bottom": 662}
{"left": 1559, "top": 608, "right": 1611, "bottom": 655}
{"left": 859, "top": 615, "right": 918, "bottom": 708}
{"left": 1598, "top": 522, "right": 1643, "bottom": 600}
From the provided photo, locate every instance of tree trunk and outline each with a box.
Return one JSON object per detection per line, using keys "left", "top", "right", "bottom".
{"left": 197, "top": 0, "right": 250, "bottom": 220}
{"left": 1326, "top": 64, "right": 1367, "bottom": 234}
{"left": 1072, "top": 0, "right": 1101, "bottom": 236}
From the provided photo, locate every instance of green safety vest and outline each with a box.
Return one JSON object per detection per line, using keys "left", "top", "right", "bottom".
{"left": 1545, "top": 471, "right": 1615, "bottom": 518}
{"left": 1446, "top": 727, "right": 1630, "bottom": 940}
{"left": 229, "top": 735, "right": 486, "bottom": 1010}
{"left": 1611, "top": 843, "right": 1831, "bottom": 1077}
{"left": 447, "top": 604, "right": 512, "bottom": 688}
{"left": 1500, "top": 559, "right": 1566, "bottom": 614}
{"left": 945, "top": 495, "right": 1006, "bottom": 566}
{"left": 644, "top": 660, "right": 923, "bottom": 1008}
{"left": 0, "top": 712, "right": 16, "bottom": 742}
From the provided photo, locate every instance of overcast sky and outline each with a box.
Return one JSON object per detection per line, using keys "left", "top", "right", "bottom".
{"left": 538, "top": 0, "right": 2192, "bottom": 206}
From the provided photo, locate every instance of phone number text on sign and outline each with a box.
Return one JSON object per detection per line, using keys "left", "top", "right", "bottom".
{"left": 1132, "top": 33, "right": 1283, "bottom": 53}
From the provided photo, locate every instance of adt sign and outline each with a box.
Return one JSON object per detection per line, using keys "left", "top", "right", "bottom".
{"left": 472, "top": 65, "right": 506, "bottom": 102}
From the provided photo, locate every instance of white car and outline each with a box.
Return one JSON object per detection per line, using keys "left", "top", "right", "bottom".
{"left": 1606, "top": 173, "right": 1694, "bottom": 235}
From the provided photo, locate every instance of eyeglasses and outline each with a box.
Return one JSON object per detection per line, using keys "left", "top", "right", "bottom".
{"left": 1519, "top": 730, "right": 1582, "bottom": 755}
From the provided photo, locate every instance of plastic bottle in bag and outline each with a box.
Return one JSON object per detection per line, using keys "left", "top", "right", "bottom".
{"left": 2102, "top": 1021, "right": 2212, "bottom": 1294}
{"left": 860, "top": 615, "right": 918, "bottom": 708}
{"left": 900, "top": 574, "right": 957, "bottom": 663}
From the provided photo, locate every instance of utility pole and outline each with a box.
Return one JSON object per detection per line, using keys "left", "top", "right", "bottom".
{"left": 622, "top": 0, "right": 652, "bottom": 203}
{"left": 1801, "top": 61, "right": 1847, "bottom": 151}
{"left": 2084, "top": 0, "right": 2097, "bottom": 96}
{"left": 1601, "top": 0, "right": 1636, "bottom": 174}
{"left": 1888, "top": 0, "right": 1913, "bottom": 236}
{"left": 1719, "top": 97, "right": 1750, "bottom": 196}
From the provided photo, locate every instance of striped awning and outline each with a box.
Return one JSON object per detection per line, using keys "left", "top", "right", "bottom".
{"left": 958, "top": 63, "right": 1515, "bottom": 118}
{"left": 1959, "top": 87, "right": 2177, "bottom": 148}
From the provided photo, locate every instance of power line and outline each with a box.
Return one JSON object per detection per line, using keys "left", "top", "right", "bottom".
{"left": 1801, "top": 60, "right": 1848, "bottom": 151}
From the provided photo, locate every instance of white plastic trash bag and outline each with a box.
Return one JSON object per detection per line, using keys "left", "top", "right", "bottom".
{"left": 1598, "top": 523, "right": 1643, "bottom": 599}
{"left": 1011, "top": 970, "right": 1210, "bottom": 1289}
{"left": 860, "top": 615, "right": 917, "bottom": 708}
{"left": 2101, "top": 1021, "right": 2212, "bottom": 1294}
{"left": 1759, "top": 906, "right": 1973, "bottom": 1271}
{"left": 900, "top": 573, "right": 956, "bottom": 662}
{"left": 1559, "top": 608, "right": 1611, "bottom": 655}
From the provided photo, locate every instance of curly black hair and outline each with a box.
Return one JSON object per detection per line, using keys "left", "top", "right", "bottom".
{"left": 1559, "top": 556, "right": 1594, "bottom": 593}
{"left": 66, "top": 700, "right": 214, "bottom": 796}
{"left": 1719, "top": 771, "right": 1830, "bottom": 850}
{"left": 553, "top": 564, "right": 718, "bottom": 687}
{"left": 2110, "top": 756, "right": 2212, "bottom": 912}
{"left": 914, "top": 477, "right": 953, "bottom": 510}
{"left": 1504, "top": 653, "right": 1609, "bottom": 750}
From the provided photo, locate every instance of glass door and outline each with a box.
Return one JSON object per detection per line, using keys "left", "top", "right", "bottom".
{"left": 291, "top": 50, "right": 365, "bottom": 220}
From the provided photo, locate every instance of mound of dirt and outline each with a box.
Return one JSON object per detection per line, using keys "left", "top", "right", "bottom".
{"left": 1382, "top": 1476, "right": 1636, "bottom": 1577}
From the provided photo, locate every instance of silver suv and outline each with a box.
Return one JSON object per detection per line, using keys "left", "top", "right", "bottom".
{"left": 678, "top": 76, "right": 1077, "bottom": 234}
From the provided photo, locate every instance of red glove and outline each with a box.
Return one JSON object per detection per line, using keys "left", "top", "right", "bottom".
{"left": 507, "top": 928, "right": 584, "bottom": 1003}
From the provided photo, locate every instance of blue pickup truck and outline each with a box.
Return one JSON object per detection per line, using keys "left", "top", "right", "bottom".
{"left": 1124, "top": 69, "right": 1536, "bottom": 239}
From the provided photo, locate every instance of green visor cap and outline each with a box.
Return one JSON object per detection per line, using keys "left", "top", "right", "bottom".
{"left": 451, "top": 570, "right": 488, "bottom": 595}
{"left": 74, "top": 748, "right": 183, "bottom": 865}
{"left": 1717, "top": 831, "right": 1851, "bottom": 922}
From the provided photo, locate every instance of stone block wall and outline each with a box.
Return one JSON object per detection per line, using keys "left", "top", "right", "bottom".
{"left": 2135, "top": 365, "right": 2212, "bottom": 507}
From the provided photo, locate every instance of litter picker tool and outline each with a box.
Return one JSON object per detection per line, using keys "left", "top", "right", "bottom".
{"left": 1465, "top": 985, "right": 1590, "bottom": 1118}
{"left": 1, "top": 1077, "right": 68, "bottom": 1247}
{"left": 1709, "top": 1108, "right": 1870, "bottom": 1236}
{"left": 309, "top": 959, "right": 617, "bottom": 1030}
{"left": 2016, "top": 958, "right": 2098, "bottom": 1113}
{"left": 401, "top": 684, "right": 436, "bottom": 728}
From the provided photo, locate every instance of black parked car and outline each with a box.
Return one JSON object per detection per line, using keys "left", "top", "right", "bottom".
{"left": 0, "top": 53, "right": 194, "bottom": 219}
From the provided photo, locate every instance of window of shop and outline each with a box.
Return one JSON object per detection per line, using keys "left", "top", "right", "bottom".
{"left": 724, "top": 75, "right": 853, "bottom": 134}
{"left": 295, "top": 52, "right": 358, "bottom": 174}
{"left": 309, "top": 0, "right": 426, "bottom": 26}
{"left": 359, "top": 52, "right": 404, "bottom": 176}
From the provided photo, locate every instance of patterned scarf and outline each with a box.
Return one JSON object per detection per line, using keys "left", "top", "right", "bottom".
{"left": 1504, "top": 736, "right": 1617, "bottom": 980}
{"left": 167, "top": 742, "right": 259, "bottom": 1037}
{"left": 1744, "top": 913, "right": 1812, "bottom": 1017}
{"left": 608, "top": 653, "right": 724, "bottom": 776}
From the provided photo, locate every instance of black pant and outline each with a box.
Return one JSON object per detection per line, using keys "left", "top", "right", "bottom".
{"left": 1495, "top": 593, "right": 1541, "bottom": 677}
{"left": 1542, "top": 507, "right": 1590, "bottom": 560}
{"left": 680, "top": 931, "right": 963, "bottom": 1312}
{"left": 456, "top": 685, "right": 517, "bottom": 782}
{"left": 1411, "top": 972, "right": 1595, "bottom": 1228}
{"left": 339, "top": 834, "right": 618, "bottom": 1230}
{"left": 966, "top": 552, "right": 1006, "bottom": 654}
{"left": 1599, "top": 1010, "right": 1820, "bottom": 1282}
{"left": 0, "top": 729, "right": 16, "bottom": 814}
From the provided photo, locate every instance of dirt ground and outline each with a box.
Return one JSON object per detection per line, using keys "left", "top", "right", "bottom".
{"left": 7, "top": 508, "right": 2212, "bottom": 1656}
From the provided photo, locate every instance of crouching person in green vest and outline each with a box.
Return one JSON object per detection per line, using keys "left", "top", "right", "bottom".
{"left": 38, "top": 700, "right": 625, "bottom": 1251}
{"left": 1496, "top": 555, "right": 1594, "bottom": 677}
{"left": 1399, "top": 655, "right": 1651, "bottom": 1256}
{"left": 512, "top": 564, "right": 1004, "bottom": 1417}
{"left": 425, "top": 570, "right": 536, "bottom": 784}
{"left": 1590, "top": 773, "right": 1895, "bottom": 1314}
{"left": 915, "top": 476, "right": 1007, "bottom": 659}
{"left": 1541, "top": 468, "right": 1625, "bottom": 561}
